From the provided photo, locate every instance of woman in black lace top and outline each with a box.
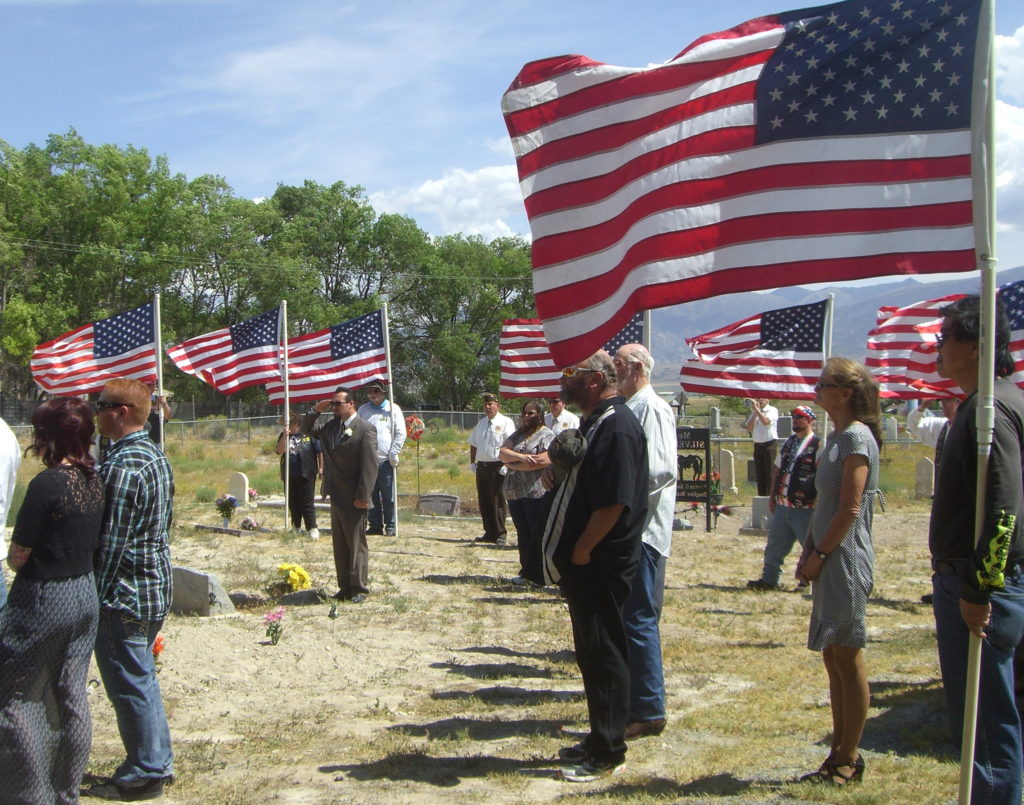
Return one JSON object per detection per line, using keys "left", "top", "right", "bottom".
{"left": 0, "top": 397, "right": 105, "bottom": 804}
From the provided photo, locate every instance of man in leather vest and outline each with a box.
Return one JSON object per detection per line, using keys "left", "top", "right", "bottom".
{"left": 747, "top": 405, "right": 820, "bottom": 591}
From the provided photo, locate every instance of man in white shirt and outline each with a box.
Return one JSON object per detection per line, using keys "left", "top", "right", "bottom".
{"left": 357, "top": 380, "right": 406, "bottom": 537}
{"left": 468, "top": 393, "right": 515, "bottom": 545}
{"left": 613, "top": 344, "right": 678, "bottom": 738}
{"left": 545, "top": 398, "right": 580, "bottom": 435}
{"left": 0, "top": 416, "right": 21, "bottom": 609}
{"left": 744, "top": 397, "right": 779, "bottom": 496}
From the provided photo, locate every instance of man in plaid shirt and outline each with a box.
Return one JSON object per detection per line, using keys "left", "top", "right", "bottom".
{"left": 85, "top": 378, "right": 174, "bottom": 802}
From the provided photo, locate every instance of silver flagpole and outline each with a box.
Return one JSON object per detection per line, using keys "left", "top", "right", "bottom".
{"left": 821, "top": 294, "right": 834, "bottom": 439}
{"left": 959, "top": 0, "right": 997, "bottom": 801}
{"left": 153, "top": 293, "right": 164, "bottom": 450}
{"left": 281, "top": 301, "right": 290, "bottom": 535}
{"left": 381, "top": 299, "right": 397, "bottom": 536}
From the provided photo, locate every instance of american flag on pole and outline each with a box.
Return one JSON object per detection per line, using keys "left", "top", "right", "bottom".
{"left": 266, "top": 310, "right": 387, "bottom": 405}
{"left": 167, "top": 308, "right": 281, "bottom": 395}
{"left": 886, "top": 279, "right": 1024, "bottom": 396}
{"left": 865, "top": 293, "right": 966, "bottom": 398}
{"left": 502, "top": 0, "right": 985, "bottom": 367}
{"left": 500, "top": 313, "right": 643, "bottom": 397}
{"left": 31, "top": 303, "right": 157, "bottom": 396}
{"left": 680, "top": 299, "right": 827, "bottom": 399}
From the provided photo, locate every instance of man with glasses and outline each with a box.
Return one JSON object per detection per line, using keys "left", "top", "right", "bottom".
{"left": 545, "top": 397, "right": 579, "bottom": 435}
{"left": 613, "top": 344, "right": 677, "bottom": 740}
{"left": 468, "top": 392, "right": 515, "bottom": 545}
{"left": 747, "top": 405, "right": 820, "bottom": 591}
{"left": 929, "top": 295, "right": 1024, "bottom": 803}
{"left": 85, "top": 379, "right": 174, "bottom": 801}
{"left": 303, "top": 388, "right": 378, "bottom": 603}
{"left": 543, "top": 351, "right": 647, "bottom": 782}
{"left": 358, "top": 380, "right": 405, "bottom": 537}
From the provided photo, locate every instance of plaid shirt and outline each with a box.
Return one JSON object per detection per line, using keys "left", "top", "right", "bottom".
{"left": 95, "top": 429, "right": 174, "bottom": 621}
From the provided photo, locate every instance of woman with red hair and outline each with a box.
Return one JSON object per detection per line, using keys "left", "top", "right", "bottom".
{"left": 0, "top": 397, "right": 105, "bottom": 804}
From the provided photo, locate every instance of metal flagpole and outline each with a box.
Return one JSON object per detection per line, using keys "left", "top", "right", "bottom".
{"left": 281, "top": 301, "right": 290, "bottom": 534}
{"left": 381, "top": 299, "right": 397, "bottom": 536}
{"left": 154, "top": 293, "right": 165, "bottom": 451}
{"left": 821, "top": 294, "right": 834, "bottom": 439}
{"left": 959, "top": 1, "right": 997, "bottom": 800}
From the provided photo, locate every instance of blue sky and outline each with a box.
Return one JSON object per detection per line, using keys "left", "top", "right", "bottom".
{"left": 3, "top": 0, "right": 1023, "bottom": 280}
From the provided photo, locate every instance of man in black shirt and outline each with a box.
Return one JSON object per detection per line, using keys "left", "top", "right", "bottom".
{"left": 930, "top": 295, "right": 1024, "bottom": 804}
{"left": 542, "top": 350, "right": 647, "bottom": 782}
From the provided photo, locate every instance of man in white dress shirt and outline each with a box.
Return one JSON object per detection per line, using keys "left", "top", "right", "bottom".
{"left": 357, "top": 380, "right": 406, "bottom": 536}
{"left": 468, "top": 393, "right": 516, "bottom": 545}
{"left": 613, "top": 344, "right": 678, "bottom": 738}
{"left": 0, "top": 416, "right": 21, "bottom": 609}
{"left": 545, "top": 398, "right": 580, "bottom": 436}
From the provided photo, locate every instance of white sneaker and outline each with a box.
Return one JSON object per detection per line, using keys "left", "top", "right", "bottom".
{"left": 308, "top": 528, "right": 320, "bottom": 541}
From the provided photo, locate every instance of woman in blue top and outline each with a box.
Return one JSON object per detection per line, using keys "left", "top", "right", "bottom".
{"left": 796, "top": 357, "right": 881, "bottom": 787}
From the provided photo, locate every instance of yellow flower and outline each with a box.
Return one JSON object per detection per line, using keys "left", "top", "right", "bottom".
{"left": 277, "top": 562, "right": 311, "bottom": 591}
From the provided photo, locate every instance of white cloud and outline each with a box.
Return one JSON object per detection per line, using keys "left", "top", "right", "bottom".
{"left": 996, "top": 28, "right": 1024, "bottom": 105}
{"left": 371, "top": 165, "right": 528, "bottom": 241}
{"left": 996, "top": 99, "right": 1024, "bottom": 234}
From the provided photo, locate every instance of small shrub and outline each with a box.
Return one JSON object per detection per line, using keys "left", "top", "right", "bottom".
{"left": 205, "top": 422, "right": 227, "bottom": 442}
{"left": 445, "top": 462, "right": 461, "bottom": 479}
{"left": 195, "top": 485, "right": 215, "bottom": 503}
{"left": 188, "top": 443, "right": 205, "bottom": 460}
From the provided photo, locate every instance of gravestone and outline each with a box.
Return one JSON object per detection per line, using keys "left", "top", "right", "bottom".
{"left": 171, "top": 566, "right": 235, "bottom": 616}
{"left": 719, "top": 449, "right": 738, "bottom": 494}
{"left": 916, "top": 457, "right": 935, "bottom": 499}
{"left": 417, "top": 494, "right": 460, "bottom": 516}
{"left": 740, "top": 495, "right": 770, "bottom": 535}
{"left": 229, "top": 471, "right": 249, "bottom": 506}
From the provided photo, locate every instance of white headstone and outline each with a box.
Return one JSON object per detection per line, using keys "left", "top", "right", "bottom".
{"left": 751, "top": 495, "right": 771, "bottom": 530}
{"left": 229, "top": 471, "right": 249, "bottom": 506}
{"left": 916, "top": 457, "right": 935, "bottom": 499}
{"left": 719, "top": 449, "right": 738, "bottom": 493}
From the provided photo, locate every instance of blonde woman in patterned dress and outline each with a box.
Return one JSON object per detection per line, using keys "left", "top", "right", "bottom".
{"left": 795, "top": 357, "right": 881, "bottom": 786}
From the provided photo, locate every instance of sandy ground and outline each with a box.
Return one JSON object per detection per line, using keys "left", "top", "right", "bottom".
{"left": 80, "top": 503, "right": 947, "bottom": 804}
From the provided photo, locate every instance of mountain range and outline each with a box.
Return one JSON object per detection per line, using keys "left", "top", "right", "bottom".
{"left": 649, "top": 264, "right": 1024, "bottom": 383}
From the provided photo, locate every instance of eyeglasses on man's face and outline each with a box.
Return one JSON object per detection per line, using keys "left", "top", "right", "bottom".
{"left": 561, "top": 366, "right": 600, "bottom": 378}
{"left": 329, "top": 400, "right": 350, "bottom": 407}
{"left": 96, "top": 400, "right": 134, "bottom": 410}
{"left": 814, "top": 381, "right": 840, "bottom": 391}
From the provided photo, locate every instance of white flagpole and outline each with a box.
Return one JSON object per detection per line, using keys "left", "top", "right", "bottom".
{"left": 642, "top": 309, "right": 651, "bottom": 352}
{"left": 959, "top": 0, "right": 997, "bottom": 801}
{"left": 153, "top": 293, "right": 165, "bottom": 451}
{"left": 821, "top": 294, "right": 834, "bottom": 438}
{"left": 381, "top": 300, "right": 397, "bottom": 535}
{"left": 281, "top": 301, "right": 290, "bottom": 535}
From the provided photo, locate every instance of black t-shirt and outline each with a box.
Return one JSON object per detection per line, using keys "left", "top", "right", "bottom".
{"left": 12, "top": 465, "right": 104, "bottom": 580}
{"left": 553, "top": 396, "right": 648, "bottom": 589}
{"left": 930, "top": 379, "right": 1024, "bottom": 603}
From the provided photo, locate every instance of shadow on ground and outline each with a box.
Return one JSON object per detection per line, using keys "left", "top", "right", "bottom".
{"left": 431, "top": 684, "right": 584, "bottom": 706}
{"left": 386, "top": 715, "right": 564, "bottom": 741}
{"left": 863, "top": 677, "right": 956, "bottom": 760}
{"left": 456, "top": 645, "right": 575, "bottom": 663}
{"left": 429, "top": 659, "right": 554, "bottom": 680}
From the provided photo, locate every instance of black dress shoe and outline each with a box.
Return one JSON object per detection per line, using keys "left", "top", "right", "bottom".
{"left": 83, "top": 777, "right": 164, "bottom": 801}
{"left": 366, "top": 528, "right": 384, "bottom": 536}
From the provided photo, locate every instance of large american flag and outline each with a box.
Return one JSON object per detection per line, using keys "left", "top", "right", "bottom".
{"left": 31, "top": 303, "right": 157, "bottom": 396}
{"left": 500, "top": 313, "right": 643, "bottom": 397}
{"left": 167, "top": 308, "right": 281, "bottom": 395}
{"left": 884, "top": 279, "right": 1024, "bottom": 396}
{"left": 680, "top": 299, "right": 827, "bottom": 399}
{"left": 866, "top": 292, "right": 965, "bottom": 398}
{"left": 266, "top": 310, "right": 388, "bottom": 405}
{"left": 502, "top": 0, "right": 985, "bottom": 367}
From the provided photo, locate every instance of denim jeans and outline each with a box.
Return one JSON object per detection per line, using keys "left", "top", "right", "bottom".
{"left": 760, "top": 505, "right": 813, "bottom": 585}
{"left": 368, "top": 460, "right": 395, "bottom": 532}
{"left": 622, "top": 542, "right": 667, "bottom": 722}
{"left": 94, "top": 609, "right": 173, "bottom": 786}
{"left": 933, "top": 571, "right": 1024, "bottom": 805}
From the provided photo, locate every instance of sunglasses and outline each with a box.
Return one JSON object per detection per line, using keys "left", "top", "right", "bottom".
{"left": 96, "top": 400, "right": 134, "bottom": 410}
{"left": 561, "top": 366, "right": 601, "bottom": 378}
{"left": 329, "top": 400, "right": 350, "bottom": 407}
{"left": 814, "top": 382, "right": 840, "bottom": 391}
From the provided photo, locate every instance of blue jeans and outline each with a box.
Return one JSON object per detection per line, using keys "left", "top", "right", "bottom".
{"left": 622, "top": 542, "right": 667, "bottom": 722}
{"left": 933, "top": 571, "right": 1024, "bottom": 805}
{"left": 94, "top": 609, "right": 173, "bottom": 786}
{"left": 760, "top": 505, "right": 813, "bottom": 585}
{"left": 368, "top": 461, "right": 395, "bottom": 532}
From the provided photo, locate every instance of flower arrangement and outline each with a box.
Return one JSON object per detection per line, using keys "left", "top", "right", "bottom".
{"left": 247, "top": 487, "right": 259, "bottom": 502}
{"left": 215, "top": 494, "right": 240, "bottom": 520}
{"left": 152, "top": 634, "right": 166, "bottom": 670}
{"left": 405, "top": 415, "right": 425, "bottom": 441}
{"left": 277, "top": 563, "right": 311, "bottom": 592}
{"left": 239, "top": 515, "right": 259, "bottom": 531}
{"left": 263, "top": 606, "right": 286, "bottom": 645}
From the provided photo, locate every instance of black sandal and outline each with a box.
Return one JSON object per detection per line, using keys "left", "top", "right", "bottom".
{"left": 826, "top": 755, "right": 865, "bottom": 785}
{"left": 798, "top": 754, "right": 835, "bottom": 784}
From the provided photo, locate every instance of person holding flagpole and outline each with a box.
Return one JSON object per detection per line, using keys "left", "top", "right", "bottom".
{"left": 929, "top": 295, "right": 1024, "bottom": 804}
{"left": 796, "top": 357, "right": 881, "bottom": 786}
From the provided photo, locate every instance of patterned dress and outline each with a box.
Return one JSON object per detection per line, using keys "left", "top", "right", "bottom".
{"left": 807, "top": 422, "right": 879, "bottom": 651}
{"left": 0, "top": 465, "right": 104, "bottom": 804}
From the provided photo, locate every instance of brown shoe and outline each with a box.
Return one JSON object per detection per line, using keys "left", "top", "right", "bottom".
{"left": 624, "top": 717, "right": 667, "bottom": 739}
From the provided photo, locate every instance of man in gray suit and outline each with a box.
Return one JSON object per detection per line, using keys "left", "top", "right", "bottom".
{"left": 303, "top": 387, "right": 378, "bottom": 603}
